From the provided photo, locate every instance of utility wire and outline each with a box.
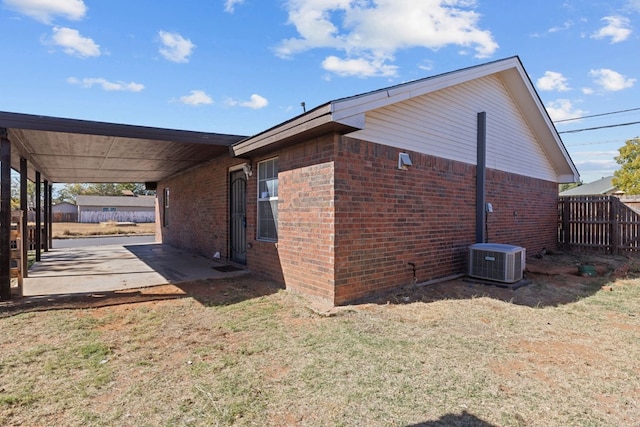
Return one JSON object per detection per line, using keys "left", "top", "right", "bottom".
{"left": 558, "top": 120, "right": 640, "bottom": 134}
{"left": 565, "top": 139, "right": 624, "bottom": 147}
{"left": 554, "top": 106, "right": 640, "bottom": 123}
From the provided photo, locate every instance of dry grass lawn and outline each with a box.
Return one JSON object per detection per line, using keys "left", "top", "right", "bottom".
{"left": 51, "top": 222, "right": 156, "bottom": 239}
{"left": 1, "top": 252, "right": 639, "bottom": 426}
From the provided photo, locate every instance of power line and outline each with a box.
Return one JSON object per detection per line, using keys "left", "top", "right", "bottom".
{"left": 554, "top": 106, "right": 640, "bottom": 123}
{"left": 558, "top": 120, "right": 640, "bottom": 134}
{"left": 565, "top": 139, "right": 624, "bottom": 147}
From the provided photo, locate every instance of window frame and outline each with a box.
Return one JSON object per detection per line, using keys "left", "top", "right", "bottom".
{"left": 257, "top": 157, "right": 279, "bottom": 242}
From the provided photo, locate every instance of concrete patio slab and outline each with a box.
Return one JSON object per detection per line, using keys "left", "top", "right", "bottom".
{"left": 24, "top": 243, "right": 248, "bottom": 297}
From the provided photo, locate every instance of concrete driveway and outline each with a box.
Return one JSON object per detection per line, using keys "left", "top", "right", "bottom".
{"left": 24, "top": 243, "right": 248, "bottom": 297}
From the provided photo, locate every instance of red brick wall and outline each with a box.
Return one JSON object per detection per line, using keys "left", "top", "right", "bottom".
{"left": 157, "top": 134, "right": 559, "bottom": 307}
{"left": 485, "top": 169, "right": 558, "bottom": 256}
{"left": 157, "top": 155, "right": 244, "bottom": 259}
{"left": 332, "top": 136, "right": 558, "bottom": 305}
{"left": 247, "top": 135, "right": 337, "bottom": 304}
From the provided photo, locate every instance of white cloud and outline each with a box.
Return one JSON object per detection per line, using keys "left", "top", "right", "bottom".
{"left": 224, "top": 0, "right": 245, "bottom": 13}
{"left": 49, "top": 27, "right": 100, "bottom": 57}
{"left": 589, "top": 68, "right": 636, "bottom": 91}
{"left": 548, "top": 20, "right": 574, "bottom": 34}
{"left": 591, "top": 16, "right": 632, "bottom": 43}
{"left": 546, "top": 99, "right": 585, "bottom": 122}
{"left": 573, "top": 157, "right": 619, "bottom": 176}
{"left": 322, "top": 55, "right": 397, "bottom": 77}
{"left": 418, "top": 60, "right": 434, "bottom": 72}
{"left": 67, "top": 77, "right": 144, "bottom": 92}
{"left": 549, "top": 23, "right": 570, "bottom": 33}
{"left": 179, "top": 90, "right": 213, "bottom": 106}
{"left": 158, "top": 31, "right": 195, "bottom": 63}
{"left": 3, "top": 0, "right": 87, "bottom": 24}
{"left": 582, "top": 87, "right": 594, "bottom": 95}
{"left": 537, "top": 71, "right": 570, "bottom": 92}
{"left": 226, "top": 94, "right": 269, "bottom": 109}
{"left": 275, "top": 0, "right": 498, "bottom": 78}
{"left": 530, "top": 19, "right": 580, "bottom": 38}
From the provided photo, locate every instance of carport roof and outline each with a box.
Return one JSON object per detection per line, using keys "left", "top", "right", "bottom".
{"left": 1, "top": 111, "right": 247, "bottom": 183}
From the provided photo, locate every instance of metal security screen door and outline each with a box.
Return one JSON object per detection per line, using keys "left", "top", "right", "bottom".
{"left": 230, "top": 170, "right": 247, "bottom": 263}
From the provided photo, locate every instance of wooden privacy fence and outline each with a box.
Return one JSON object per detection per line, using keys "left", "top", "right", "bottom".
{"left": 558, "top": 195, "right": 640, "bottom": 254}
{"left": 53, "top": 212, "right": 78, "bottom": 222}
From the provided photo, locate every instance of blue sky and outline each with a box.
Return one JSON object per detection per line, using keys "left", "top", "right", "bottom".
{"left": 0, "top": 0, "right": 639, "bottom": 183}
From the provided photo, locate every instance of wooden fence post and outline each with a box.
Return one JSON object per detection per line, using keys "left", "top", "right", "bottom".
{"left": 611, "top": 197, "right": 619, "bottom": 255}
{"left": 562, "top": 197, "right": 571, "bottom": 250}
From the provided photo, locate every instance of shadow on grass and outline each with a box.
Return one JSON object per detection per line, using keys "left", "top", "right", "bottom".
{"left": 0, "top": 276, "right": 283, "bottom": 318}
{"left": 357, "top": 252, "right": 637, "bottom": 309}
{"left": 406, "top": 411, "right": 496, "bottom": 426}
{"left": 173, "top": 276, "right": 283, "bottom": 307}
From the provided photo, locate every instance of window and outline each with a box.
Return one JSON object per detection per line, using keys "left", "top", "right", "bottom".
{"left": 257, "top": 158, "right": 278, "bottom": 241}
{"left": 163, "top": 187, "right": 169, "bottom": 227}
{"left": 102, "top": 207, "right": 117, "bottom": 212}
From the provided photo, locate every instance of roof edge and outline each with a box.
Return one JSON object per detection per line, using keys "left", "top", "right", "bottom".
{"left": 331, "top": 56, "right": 523, "bottom": 121}
{"left": 231, "top": 104, "right": 349, "bottom": 157}
{"left": 0, "top": 111, "right": 246, "bottom": 146}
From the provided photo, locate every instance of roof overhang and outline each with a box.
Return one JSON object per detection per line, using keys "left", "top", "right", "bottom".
{"left": 0, "top": 111, "right": 247, "bottom": 183}
{"left": 231, "top": 104, "right": 360, "bottom": 157}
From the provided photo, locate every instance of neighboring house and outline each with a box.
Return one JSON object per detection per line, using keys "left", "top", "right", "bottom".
{"left": 76, "top": 195, "right": 155, "bottom": 223}
{"left": 560, "top": 176, "right": 640, "bottom": 212}
{"left": 52, "top": 202, "right": 78, "bottom": 222}
{"left": 559, "top": 176, "right": 623, "bottom": 196}
{"left": 157, "top": 56, "right": 579, "bottom": 307}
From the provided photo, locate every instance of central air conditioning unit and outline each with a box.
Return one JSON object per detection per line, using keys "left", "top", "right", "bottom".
{"left": 468, "top": 243, "right": 526, "bottom": 283}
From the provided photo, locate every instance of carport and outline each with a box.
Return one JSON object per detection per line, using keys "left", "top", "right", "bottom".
{"left": 24, "top": 242, "right": 249, "bottom": 297}
{"left": 0, "top": 111, "right": 247, "bottom": 300}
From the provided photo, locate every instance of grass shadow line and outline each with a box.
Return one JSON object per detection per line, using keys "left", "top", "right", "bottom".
{"left": 405, "top": 410, "right": 496, "bottom": 426}
{"left": 0, "top": 275, "right": 284, "bottom": 317}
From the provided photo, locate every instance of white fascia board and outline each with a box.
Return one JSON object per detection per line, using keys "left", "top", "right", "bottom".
{"left": 332, "top": 111, "right": 366, "bottom": 129}
{"left": 558, "top": 173, "right": 581, "bottom": 184}
{"left": 500, "top": 66, "right": 580, "bottom": 181}
{"left": 232, "top": 104, "right": 333, "bottom": 156}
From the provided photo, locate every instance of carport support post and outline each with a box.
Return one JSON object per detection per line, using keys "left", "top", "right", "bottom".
{"left": 48, "top": 184, "right": 52, "bottom": 250}
{"left": 20, "top": 158, "right": 28, "bottom": 278}
{"left": 43, "top": 179, "right": 49, "bottom": 252}
{"left": 0, "top": 129, "right": 11, "bottom": 300}
{"left": 35, "top": 171, "right": 41, "bottom": 262}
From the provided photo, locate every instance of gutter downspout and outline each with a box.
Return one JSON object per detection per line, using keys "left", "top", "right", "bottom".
{"left": 476, "top": 112, "right": 487, "bottom": 243}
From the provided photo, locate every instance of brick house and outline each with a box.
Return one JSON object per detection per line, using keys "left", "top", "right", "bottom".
{"left": 157, "top": 56, "right": 579, "bottom": 306}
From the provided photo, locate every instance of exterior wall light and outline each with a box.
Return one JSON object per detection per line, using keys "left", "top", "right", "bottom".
{"left": 398, "top": 152, "right": 413, "bottom": 170}
{"left": 242, "top": 163, "right": 252, "bottom": 178}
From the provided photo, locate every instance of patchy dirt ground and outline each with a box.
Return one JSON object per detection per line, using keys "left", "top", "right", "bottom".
{"left": 1, "top": 251, "right": 636, "bottom": 315}
{"left": 358, "top": 250, "right": 640, "bottom": 309}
